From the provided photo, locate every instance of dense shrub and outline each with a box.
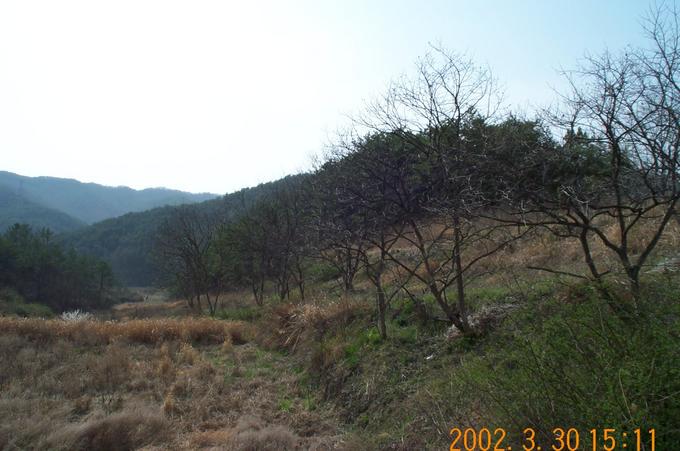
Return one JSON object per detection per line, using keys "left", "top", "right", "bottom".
{"left": 446, "top": 277, "right": 680, "bottom": 449}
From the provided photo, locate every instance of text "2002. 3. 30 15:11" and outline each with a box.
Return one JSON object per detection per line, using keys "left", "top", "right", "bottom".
{"left": 449, "top": 427, "right": 656, "bottom": 451}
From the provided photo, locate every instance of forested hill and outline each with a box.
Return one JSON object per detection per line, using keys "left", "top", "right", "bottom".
{"left": 0, "top": 185, "right": 86, "bottom": 233}
{"left": 0, "top": 171, "right": 218, "bottom": 226}
{"left": 60, "top": 177, "right": 298, "bottom": 286}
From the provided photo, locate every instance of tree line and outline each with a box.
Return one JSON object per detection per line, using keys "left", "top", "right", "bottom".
{"left": 156, "top": 8, "right": 679, "bottom": 336}
{"left": 0, "top": 223, "right": 115, "bottom": 313}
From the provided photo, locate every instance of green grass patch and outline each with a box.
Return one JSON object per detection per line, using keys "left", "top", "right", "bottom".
{"left": 215, "top": 305, "right": 262, "bottom": 322}
{"left": 278, "top": 397, "right": 293, "bottom": 412}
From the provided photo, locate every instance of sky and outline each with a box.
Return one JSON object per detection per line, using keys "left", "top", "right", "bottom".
{"left": 0, "top": 0, "right": 655, "bottom": 194}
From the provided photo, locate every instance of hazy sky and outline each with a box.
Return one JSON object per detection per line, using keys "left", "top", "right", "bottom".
{"left": 0, "top": 1, "right": 654, "bottom": 194}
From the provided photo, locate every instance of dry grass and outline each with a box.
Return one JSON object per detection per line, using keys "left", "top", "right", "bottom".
{"left": 470, "top": 214, "right": 680, "bottom": 290}
{"left": 188, "top": 416, "right": 301, "bottom": 450}
{"left": 0, "top": 317, "right": 251, "bottom": 345}
{"left": 41, "top": 407, "right": 170, "bottom": 451}
{"left": 260, "top": 298, "right": 368, "bottom": 352}
{"left": 109, "top": 299, "right": 193, "bottom": 320}
{"left": 0, "top": 319, "right": 345, "bottom": 450}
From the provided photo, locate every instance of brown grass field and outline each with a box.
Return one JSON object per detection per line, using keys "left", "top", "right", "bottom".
{"left": 0, "top": 313, "right": 351, "bottom": 450}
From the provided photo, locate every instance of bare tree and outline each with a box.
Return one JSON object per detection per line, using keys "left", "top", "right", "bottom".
{"left": 310, "top": 157, "right": 368, "bottom": 293}
{"left": 269, "top": 176, "right": 313, "bottom": 302}
{"left": 216, "top": 175, "right": 313, "bottom": 305}
{"left": 352, "top": 48, "right": 516, "bottom": 335}
{"left": 155, "top": 205, "right": 225, "bottom": 316}
{"left": 496, "top": 6, "right": 680, "bottom": 307}
{"left": 217, "top": 203, "right": 273, "bottom": 307}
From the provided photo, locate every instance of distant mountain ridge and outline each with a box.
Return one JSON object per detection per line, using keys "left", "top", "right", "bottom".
{"left": 0, "top": 169, "right": 300, "bottom": 286}
{"left": 0, "top": 184, "right": 86, "bottom": 233}
{"left": 0, "top": 171, "right": 219, "bottom": 229}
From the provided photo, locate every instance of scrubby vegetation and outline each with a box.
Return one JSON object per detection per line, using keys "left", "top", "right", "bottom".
{"left": 1, "top": 5, "right": 679, "bottom": 451}
{"left": 4, "top": 263, "right": 676, "bottom": 449}
{"left": 243, "top": 254, "right": 680, "bottom": 449}
{"left": 148, "top": 9, "right": 680, "bottom": 447}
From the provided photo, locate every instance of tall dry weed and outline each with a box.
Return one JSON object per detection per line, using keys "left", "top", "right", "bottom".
{"left": 0, "top": 317, "right": 251, "bottom": 345}
{"left": 262, "top": 299, "right": 367, "bottom": 352}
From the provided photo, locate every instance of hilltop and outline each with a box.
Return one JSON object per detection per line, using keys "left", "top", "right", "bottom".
{"left": 0, "top": 170, "right": 218, "bottom": 230}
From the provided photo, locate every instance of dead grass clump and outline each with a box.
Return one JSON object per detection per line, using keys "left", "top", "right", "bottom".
{"left": 0, "top": 398, "right": 73, "bottom": 450}
{"left": 157, "top": 354, "right": 176, "bottom": 382}
{"left": 116, "top": 318, "right": 238, "bottom": 344}
{"left": 228, "top": 427, "right": 299, "bottom": 450}
{"left": 43, "top": 408, "right": 170, "bottom": 451}
{"left": 189, "top": 429, "right": 234, "bottom": 448}
{"left": 188, "top": 359, "right": 216, "bottom": 380}
{"left": 72, "top": 395, "right": 92, "bottom": 415}
{"left": 84, "top": 342, "right": 130, "bottom": 411}
{"left": 87, "top": 342, "right": 130, "bottom": 390}
{"left": 221, "top": 334, "right": 234, "bottom": 354}
{"left": 193, "top": 416, "right": 300, "bottom": 450}
{"left": 310, "top": 340, "right": 347, "bottom": 374}
{"left": 0, "top": 317, "right": 251, "bottom": 345}
{"left": 178, "top": 342, "right": 200, "bottom": 365}
{"left": 264, "top": 299, "right": 367, "bottom": 352}
{"left": 169, "top": 373, "right": 190, "bottom": 397}
{"left": 0, "top": 334, "right": 29, "bottom": 386}
{"left": 162, "top": 392, "right": 178, "bottom": 417}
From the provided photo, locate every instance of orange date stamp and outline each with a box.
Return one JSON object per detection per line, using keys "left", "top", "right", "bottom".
{"left": 449, "top": 427, "right": 656, "bottom": 451}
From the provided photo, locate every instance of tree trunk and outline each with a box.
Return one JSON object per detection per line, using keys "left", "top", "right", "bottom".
{"left": 343, "top": 248, "right": 356, "bottom": 293}
{"left": 626, "top": 266, "right": 641, "bottom": 309}
{"left": 294, "top": 258, "right": 305, "bottom": 301}
{"left": 252, "top": 279, "right": 264, "bottom": 307}
{"left": 375, "top": 272, "right": 387, "bottom": 340}
{"left": 427, "top": 282, "right": 470, "bottom": 334}
{"left": 343, "top": 275, "right": 354, "bottom": 293}
{"left": 452, "top": 214, "right": 471, "bottom": 332}
{"left": 206, "top": 292, "right": 217, "bottom": 317}
{"left": 195, "top": 294, "right": 203, "bottom": 313}
{"left": 277, "top": 277, "right": 289, "bottom": 301}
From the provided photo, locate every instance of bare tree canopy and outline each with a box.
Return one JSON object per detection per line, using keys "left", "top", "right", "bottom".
{"left": 491, "top": 5, "right": 680, "bottom": 307}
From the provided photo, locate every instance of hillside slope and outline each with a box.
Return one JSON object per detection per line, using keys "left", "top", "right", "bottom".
{"left": 0, "top": 185, "right": 85, "bottom": 233}
{"left": 61, "top": 176, "right": 300, "bottom": 286}
{"left": 0, "top": 171, "right": 218, "bottom": 225}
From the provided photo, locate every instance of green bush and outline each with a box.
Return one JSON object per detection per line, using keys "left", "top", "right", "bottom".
{"left": 307, "top": 261, "right": 342, "bottom": 283}
{"left": 445, "top": 278, "right": 680, "bottom": 449}
{"left": 0, "top": 288, "right": 54, "bottom": 317}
